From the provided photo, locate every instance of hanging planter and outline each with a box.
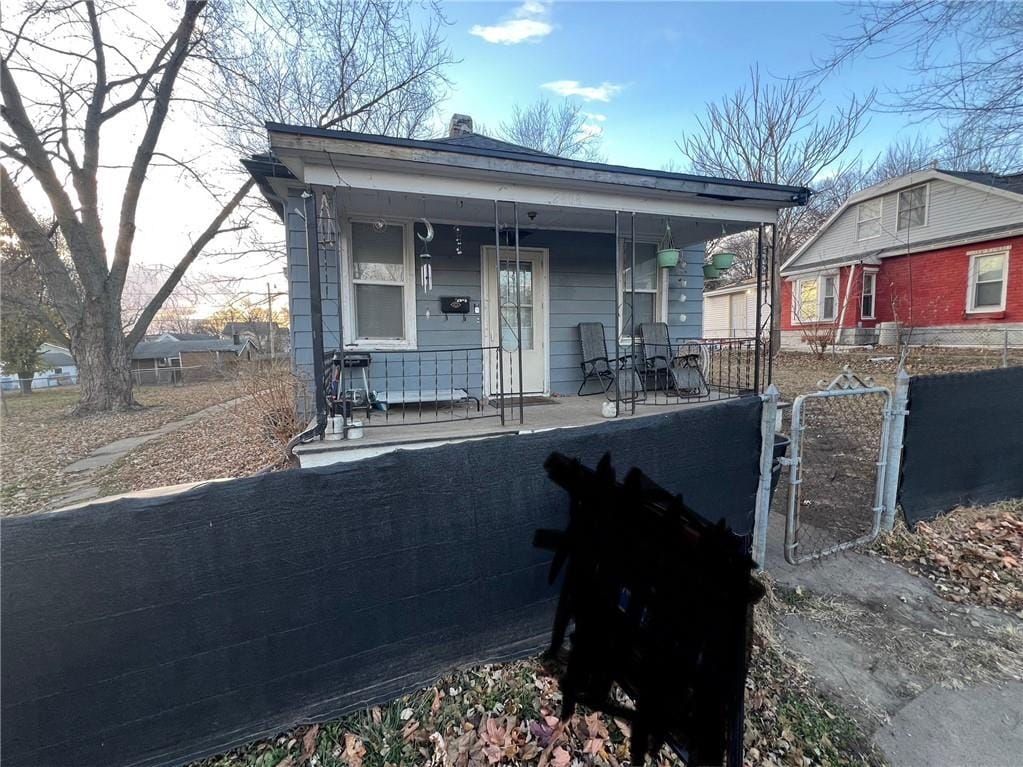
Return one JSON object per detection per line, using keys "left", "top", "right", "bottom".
{"left": 703, "top": 264, "right": 719, "bottom": 279}
{"left": 712, "top": 251, "right": 736, "bottom": 270}
{"left": 656, "top": 220, "right": 680, "bottom": 268}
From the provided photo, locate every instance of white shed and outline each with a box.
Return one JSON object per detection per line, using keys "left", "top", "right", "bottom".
{"left": 702, "top": 278, "right": 769, "bottom": 338}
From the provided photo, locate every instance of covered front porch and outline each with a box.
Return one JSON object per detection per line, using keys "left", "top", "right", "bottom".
{"left": 246, "top": 121, "right": 805, "bottom": 464}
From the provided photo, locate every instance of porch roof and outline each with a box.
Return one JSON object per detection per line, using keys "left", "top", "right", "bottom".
{"left": 245, "top": 123, "right": 811, "bottom": 228}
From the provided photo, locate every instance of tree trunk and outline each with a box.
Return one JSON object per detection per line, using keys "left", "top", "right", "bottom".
{"left": 70, "top": 302, "right": 136, "bottom": 414}
{"left": 17, "top": 373, "right": 33, "bottom": 394}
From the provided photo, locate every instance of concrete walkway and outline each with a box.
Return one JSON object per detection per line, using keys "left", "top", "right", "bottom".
{"left": 52, "top": 396, "right": 250, "bottom": 509}
{"left": 764, "top": 513, "right": 1023, "bottom": 766}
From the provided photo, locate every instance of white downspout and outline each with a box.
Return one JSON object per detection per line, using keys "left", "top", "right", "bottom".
{"left": 836, "top": 262, "right": 859, "bottom": 346}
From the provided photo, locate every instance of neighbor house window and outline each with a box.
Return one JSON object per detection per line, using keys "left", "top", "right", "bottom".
{"left": 856, "top": 198, "right": 882, "bottom": 240}
{"left": 861, "top": 271, "right": 877, "bottom": 320}
{"left": 792, "top": 274, "right": 837, "bottom": 322}
{"left": 966, "top": 248, "right": 1009, "bottom": 312}
{"left": 897, "top": 184, "right": 928, "bottom": 231}
{"left": 619, "top": 240, "right": 662, "bottom": 337}
{"left": 349, "top": 220, "right": 414, "bottom": 345}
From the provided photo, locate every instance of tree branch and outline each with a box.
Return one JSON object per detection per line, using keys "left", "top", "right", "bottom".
{"left": 126, "top": 177, "right": 254, "bottom": 347}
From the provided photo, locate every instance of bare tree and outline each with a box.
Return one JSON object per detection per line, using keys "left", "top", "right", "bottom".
{"left": 498, "top": 98, "right": 604, "bottom": 159}
{"left": 1, "top": 1, "right": 255, "bottom": 413}
{"left": 818, "top": 1, "right": 1023, "bottom": 165}
{"left": 2, "top": 0, "right": 455, "bottom": 414}
{"left": 208, "top": 0, "right": 455, "bottom": 151}
{"left": 679, "top": 67, "right": 872, "bottom": 266}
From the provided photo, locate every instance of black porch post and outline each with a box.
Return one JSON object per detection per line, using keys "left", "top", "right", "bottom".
{"left": 768, "top": 222, "right": 778, "bottom": 385}
{"left": 304, "top": 189, "right": 327, "bottom": 437}
{"left": 754, "top": 223, "right": 764, "bottom": 393}
{"left": 494, "top": 200, "right": 504, "bottom": 426}
{"left": 630, "top": 211, "right": 637, "bottom": 415}
{"left": 514, "top": 202, "right": 524, "bottom": 424}
{"left": 614, "top": 210, "right": 620, "bottom": 417}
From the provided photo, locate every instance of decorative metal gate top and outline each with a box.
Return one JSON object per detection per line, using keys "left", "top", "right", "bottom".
{"left": 784, "top": 367, "right": 894, "bottom": 564}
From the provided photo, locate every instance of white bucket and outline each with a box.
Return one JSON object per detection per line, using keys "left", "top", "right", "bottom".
{"left": 347, "top": 419, "right": 364, "bottom": 439}
{"left": 325, "top": 415, "right": 343, "bottom": 440}
{"left": 601, "top": 401, "right": 619, "bottom": 418}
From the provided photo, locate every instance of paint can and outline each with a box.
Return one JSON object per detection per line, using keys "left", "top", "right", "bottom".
{"left": 347, "top": 419, "right": 364, "bottom": 439}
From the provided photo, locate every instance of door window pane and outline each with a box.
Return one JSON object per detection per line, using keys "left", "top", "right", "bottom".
{"left": 622, "top": 241, "right": 658, "bottom": 291}
{"left": 499, "top": 261, "right": 533, "bottom": 306}
{"left": 500, "top": 307, "right": 534, "bottom": 350}
{"left": 352, "top": 222, "right": 404, "bottom": 281}
{"left": 354, "top": 284, "right": 404, "bottom": 339}
{"left": 623, "top": 291, "right": 655, "bottom": 329}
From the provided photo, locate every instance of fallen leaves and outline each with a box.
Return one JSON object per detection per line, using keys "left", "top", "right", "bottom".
{"left": 876, "top": 501, "right": 1023, "bottom": 615}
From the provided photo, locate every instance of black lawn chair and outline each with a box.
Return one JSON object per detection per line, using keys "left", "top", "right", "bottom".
{"left": 577, "top": 322, "right": 631, "bottom": 396}
{"left": 638, "top": 323, "right": 709, "bottom": 396}
{"left": 638, "top": 322, "right": 674, "bottom": 391}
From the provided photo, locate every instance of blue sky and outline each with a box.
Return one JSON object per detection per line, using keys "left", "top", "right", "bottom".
{"left": 427, "top": 1, "right": 938, "bottom": 170}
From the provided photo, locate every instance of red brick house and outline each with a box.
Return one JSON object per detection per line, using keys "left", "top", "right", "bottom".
{"left": 779, "top": 168, "right": 1023, "bottom": 347}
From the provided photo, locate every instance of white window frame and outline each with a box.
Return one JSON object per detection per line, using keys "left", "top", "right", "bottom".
{"left": 617, "top": 238, "right": 666, "bottom": 343}
{"left": 856, "top": 198, "right": 883, "bottom": 241}
{"left": 861, "top": 269, "right": 877, "bottom": 320}
{"left": 965, "top": 247, "right": 1010, "bottom": 314}
{"left": 896, "top": 183, "right": 930, "bottom": 232}
{"left": 791, "top": 272, "right": 838, "bottom": 323}
{"left": 342, "top": 217, "right": 418, "bottom": 350}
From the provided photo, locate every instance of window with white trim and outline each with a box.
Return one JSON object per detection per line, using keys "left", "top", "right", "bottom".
{"left": 897, "top": 184, "right": 928, "bottom": 231}
{"left": 792, "top": 274, "right": 838, "bottom": 322}
{"left": 967, "top": 249, "right": 1008, "bottom": 312}
{"left": 856, "top": 198, "right": 882, "bottom": 240}
{"left": 348, "top": 220, "right": 415, "bottom": 345}
{"left": 619, "top": 240, "right": 663, "bottom": 337}
{"left": 861, "top": 271, "right": 877, "bottom": 320}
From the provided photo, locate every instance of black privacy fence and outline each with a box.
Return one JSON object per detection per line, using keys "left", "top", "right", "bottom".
{"left": 899, "top": 365, "right": 1023, "bottom": 526}
{"left": 1, "top": 397, "right": 763, "bottom": 767}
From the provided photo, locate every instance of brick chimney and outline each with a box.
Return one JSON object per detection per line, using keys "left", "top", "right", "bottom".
{"left": 448, "top": 113, "right": 474, "bottom": 137}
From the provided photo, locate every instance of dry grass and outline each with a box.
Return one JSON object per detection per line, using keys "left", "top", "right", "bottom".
{"left": 0, "top": 379, "right": 242, "bottom": 516}
{"left": 97, "top": 366, "right": 300, "bottom": 497}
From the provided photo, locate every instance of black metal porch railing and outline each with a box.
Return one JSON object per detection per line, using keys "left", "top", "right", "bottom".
{"left": 324, "top": 346, "right": 506, "bottom": 431}
{"left": 626, "top": 337, "right": 767, "bottom": 406}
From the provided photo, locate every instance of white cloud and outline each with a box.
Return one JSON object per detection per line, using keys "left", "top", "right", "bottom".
{"left": 542, "top": 80, "right": 624, "bottom": 102}
{"left": 579, "top": 122, "right": 604, "bottom": 139}
{"left": 583, "top": 112, "right": 608, "bottom": 122}
{"left": 469, "top": 2, "right": 552, "bottom": 45}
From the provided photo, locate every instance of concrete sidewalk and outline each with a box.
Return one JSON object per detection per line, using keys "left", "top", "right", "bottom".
{"left": 764, "top": 513, "right": 1023, "bottom": 767}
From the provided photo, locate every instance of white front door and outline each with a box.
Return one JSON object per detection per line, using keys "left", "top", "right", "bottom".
{"left": 482, "top": 246, "right": 549, "bottom": 395}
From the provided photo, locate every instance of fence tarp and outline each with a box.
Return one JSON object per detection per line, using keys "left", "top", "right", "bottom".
{"left": 1, "top": 396, "right": 762, "bottom": 767}
{"left": 900, "top": 367, "right": 1023, "bottom": 526}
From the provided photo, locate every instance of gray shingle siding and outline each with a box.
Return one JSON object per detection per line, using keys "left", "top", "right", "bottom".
{"left": 287, "top": 213, "right": 705, "bottom": 404}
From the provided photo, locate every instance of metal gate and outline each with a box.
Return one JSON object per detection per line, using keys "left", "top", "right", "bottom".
{"left": 784, "top": 368, "right": 893, "bottom": 564}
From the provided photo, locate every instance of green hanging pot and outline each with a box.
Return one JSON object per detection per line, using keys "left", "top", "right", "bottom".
{"left": 703, "top": 264, "right": 719, "bottom": 279}
{"left": 656, "top": 248, "right": 681, "bottom": 268}
{"left": 712, "top": 251, "right": 736, "bottom": 269}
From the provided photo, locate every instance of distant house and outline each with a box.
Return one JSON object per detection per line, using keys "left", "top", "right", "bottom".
{"left": 220, "top": 321, "right": 288, "bottom": 354}
{"left": 131, "top": 332, "right": 255, "bottom": 384}
{"left": 702, "top": 278, "right": 770, "bottom": 339}
{"left": 780, "top": 168, "right": 1023, "bottom": 347}
{"left": 0, "top": 342, "right": 78, "bottom": 391}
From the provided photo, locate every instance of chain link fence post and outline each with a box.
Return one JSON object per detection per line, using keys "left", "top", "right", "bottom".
{"left": 752, "top": 384, "right": 779, "bottom": 572}
{"left": 880, "top": 368, "right": 910, "bottom": 531}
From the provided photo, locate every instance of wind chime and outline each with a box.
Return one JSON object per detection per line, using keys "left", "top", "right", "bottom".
{"left": 417, "top": 217, "right": 434, "bottom": 292}
{"left": 317, "top": 191, "right": 337, "bottom": 247}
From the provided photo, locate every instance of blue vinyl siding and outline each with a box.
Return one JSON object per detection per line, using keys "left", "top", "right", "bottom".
{"left": 287, "top": 213, "right": 705, "bottom": 403}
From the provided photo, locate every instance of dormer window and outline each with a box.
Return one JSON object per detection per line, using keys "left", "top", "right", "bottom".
{"left": 897, "top": 184, "right": 928, "bottom": 231}
{"left": 856, "top": 198, "right": 882, "bottom": 240}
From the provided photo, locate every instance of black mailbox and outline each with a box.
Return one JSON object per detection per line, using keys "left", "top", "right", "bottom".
{"left": 440, "top": 296, "right": 471, "bottom": 314}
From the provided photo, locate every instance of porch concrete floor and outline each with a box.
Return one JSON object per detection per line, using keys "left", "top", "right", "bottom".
{"left": 294, "top": 393, "right": 730, "bottom": 466}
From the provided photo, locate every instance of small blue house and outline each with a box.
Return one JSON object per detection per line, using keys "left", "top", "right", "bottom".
{"left": 245, "top": 114, "right": 807, "bottom": 463}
